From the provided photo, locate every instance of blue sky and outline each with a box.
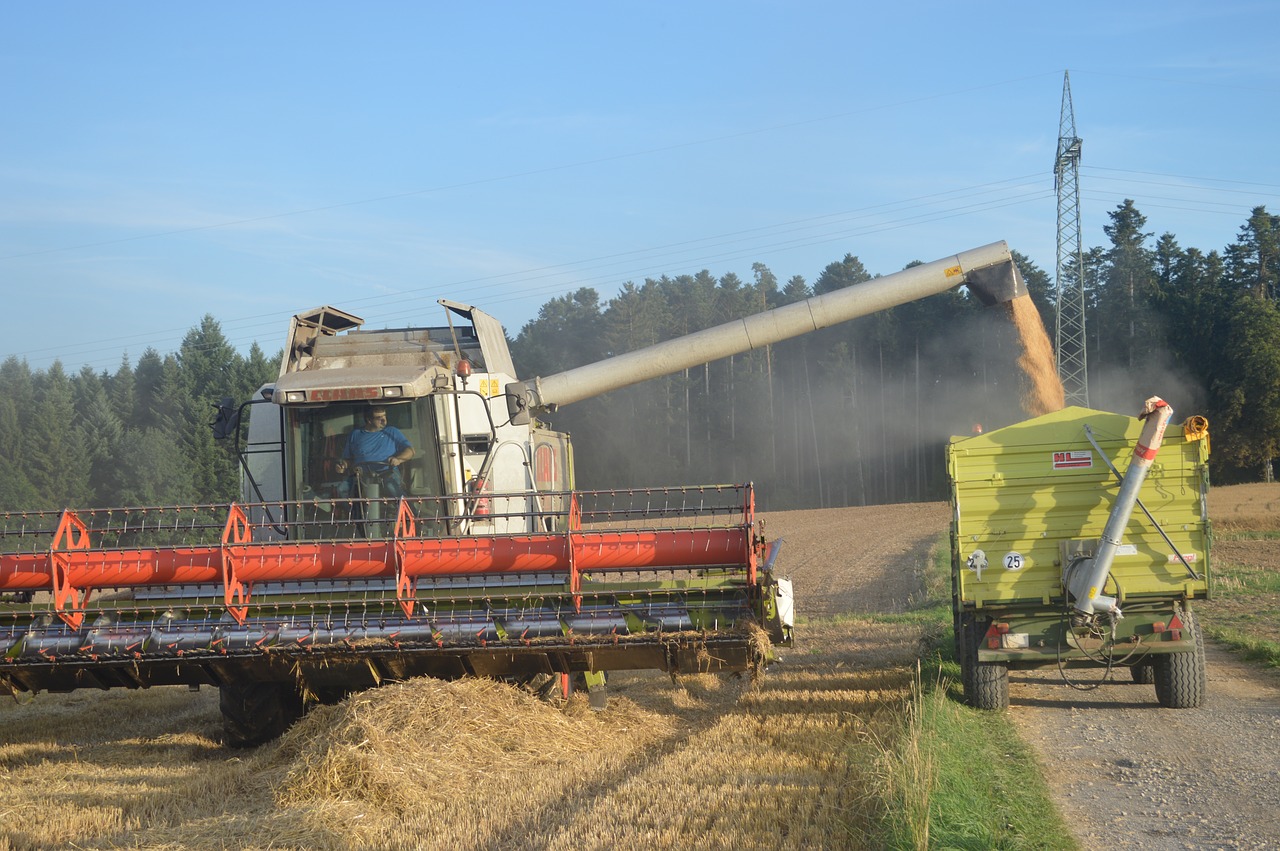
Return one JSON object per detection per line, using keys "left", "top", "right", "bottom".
{"left": 4, "top": 1, "right": 1278, "bottom": 372}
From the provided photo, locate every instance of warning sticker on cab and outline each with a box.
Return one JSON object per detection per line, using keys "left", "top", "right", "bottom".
{"left": 1052, "top": 450, "right": 1092, "bottom": 470}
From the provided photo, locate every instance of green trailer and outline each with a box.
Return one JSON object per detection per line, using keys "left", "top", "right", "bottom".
{"left": 947, "top": 402, "right": 1211, "bottom": 710}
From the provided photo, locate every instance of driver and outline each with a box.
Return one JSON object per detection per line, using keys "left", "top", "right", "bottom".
{"left": 335, "top": 406, "right": 414, "bottom": 496}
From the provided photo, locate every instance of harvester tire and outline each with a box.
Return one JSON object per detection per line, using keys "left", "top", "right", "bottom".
{"left": 1153, "top": 611, "right": 1206, "bottom": 709}
{"left": 1128, "top": 661, "right": 1156, "bottom": 684}
{"left": 220, "top": 681, "right": 305, "bottom": 748}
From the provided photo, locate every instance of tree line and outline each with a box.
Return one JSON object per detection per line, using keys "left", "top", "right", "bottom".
{"left": 0, "top": 199, "right": 1275, "bottom": 512}
{"left": 0, "top": 319, "right": 276, "bottom": 511}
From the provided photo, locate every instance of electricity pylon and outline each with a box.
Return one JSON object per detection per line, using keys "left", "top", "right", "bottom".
{"left": 1054, "top": 70, "right": 1089, "bottom": 406}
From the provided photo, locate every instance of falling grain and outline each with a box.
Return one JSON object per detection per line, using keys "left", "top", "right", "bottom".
{"left": 1006, "top": 295, "right": 1065, "bottom": 416}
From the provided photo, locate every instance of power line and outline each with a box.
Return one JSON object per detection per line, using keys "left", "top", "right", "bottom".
{"left": 1084, "top": 165, "right": 1280, "bottom": 192}
{"left": 18, "top": 175, "right": 1052, "bottom": 367}
{"left": 1071, "top": 68, "right": 1280, "bottom": 96}
{"left": 46, "top": 185, "right": 1056, "bottom": 372}
{"left": 23, "top": 164, "right": 1268, "bottom": 374}
{"left": 1083, "top": 172, "right": 1280, "bottom": 202}
{"left": 175, "top": 192, "right": 1056, "bottom": 351}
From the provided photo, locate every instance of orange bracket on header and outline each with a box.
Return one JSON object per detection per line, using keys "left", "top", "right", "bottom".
{"left": 221, "top": 504, "right": 252, "bottom": 625}
{"left": 394, "top": 499, "right": 418, "bottom": 619}
{"left": 51, "top": 510, "right": 92, "bottom": 630}
{"left": 567, "top": 493, "right": 583, "bottom": 612}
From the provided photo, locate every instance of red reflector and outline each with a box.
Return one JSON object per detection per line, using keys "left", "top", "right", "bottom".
{"left": 1169, "top": 613, "right": 1185, "bottom": 631}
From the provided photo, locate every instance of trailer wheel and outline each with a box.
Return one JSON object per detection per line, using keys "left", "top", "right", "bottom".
{"left": 1153, "top": 611, "right": 1206, "bottom": 709}
{"left": 959, "top": 614, "right": 1009, "bottom": 710}
{"left": 1128, "top": 661, "right": 1155, "bottom": 684}
{"left": 220, "top": 681, "right": 305, "bottom": 748}
{"left": 962, "top": 614, "right": 1008, "bottom": 706}
{"left": 971, "top": 658, "right": 1009, "bottom": 711}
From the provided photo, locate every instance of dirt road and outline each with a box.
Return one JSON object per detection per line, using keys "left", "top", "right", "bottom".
{"left": 999, "top": 483, "right": 1280, "bottom": 851}
{"left": 1010, "top": 647, "right": 1280, "bottom": 850}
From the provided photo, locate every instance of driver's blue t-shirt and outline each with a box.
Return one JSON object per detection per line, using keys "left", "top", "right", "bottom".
{"left": 342, "top": 426, "right": 412, "bottom": 469}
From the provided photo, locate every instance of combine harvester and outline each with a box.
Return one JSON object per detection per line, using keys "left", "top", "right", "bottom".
{"left": 0, "top": 242, "right": 1025, "bottom": 745}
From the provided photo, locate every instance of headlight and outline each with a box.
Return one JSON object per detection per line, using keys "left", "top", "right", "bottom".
{"left": 284, "top": 391, "right": 307, "bottom": 403}
{"left": 382, "top": 386, "right": 404, "bottom": 398}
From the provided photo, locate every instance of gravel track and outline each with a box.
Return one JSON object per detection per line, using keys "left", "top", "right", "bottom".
{"left": 1009, "top": 646, "right": 1280, "bottom": 850}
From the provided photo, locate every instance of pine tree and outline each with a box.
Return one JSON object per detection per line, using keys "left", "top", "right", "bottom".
{"left": 0, "top": 357, "right": 38, "bottom": 509}
{"left": 108, "top": 354, "right": 136, "bottom": 425}
{"left": 25, "top": 361, "right": 91, "bottom": 509}
{"left": 79, "top": 392, "right": 126, "bottom": 506}
{"left": 1209, "top": 293, "right": 1280, "bottom": 480}
{"left": 1225, "top": 206, "right": 1280, "bottom": 302}
{"left": 1096, "top": 200, "right": 1160, "bottom": 373}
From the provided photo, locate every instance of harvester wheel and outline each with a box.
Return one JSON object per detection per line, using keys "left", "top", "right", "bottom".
{"left": 220, "top": 681, "right": 305, "bottom": 748}
{"left": 1128, "top": 661, "right": 1156, "bottom": 684}
{"left": 1153, "top": 611, "right": 1206, "bottom": 709}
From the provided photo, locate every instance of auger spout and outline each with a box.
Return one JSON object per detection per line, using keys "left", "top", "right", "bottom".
{"left": 507, "top": 241, "right": 1025, "bottom": 418}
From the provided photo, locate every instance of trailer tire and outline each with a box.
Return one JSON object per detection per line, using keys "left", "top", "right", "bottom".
{"left": 220, "top": 681, "right": 305, "bottom": 748}
{"left": 960, "top": 614, "right": 1009, "bottom": 710}
{"left": 971, "top": 658, "right": 1009, "bottom": 711}
{"left": 1128, "top": 661, "right": 1156, "bottom": 684}
{"left": 1153, "top": 611, "right": 1206, "bottom": 709}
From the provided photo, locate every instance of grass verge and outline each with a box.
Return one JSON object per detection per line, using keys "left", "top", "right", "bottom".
{"left": 1202, "top": 529, "right": 1280, "bottom": 668}
{"left": 871, "top": 537, "right": 1076, "bottom": 851}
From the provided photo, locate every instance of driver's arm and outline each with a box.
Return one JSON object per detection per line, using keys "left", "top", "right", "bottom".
{"left": 335, "top": 441, "right": 355, "bottom": 474}
{"left": 384, "top": 429, "right": 414, "bottom": 467}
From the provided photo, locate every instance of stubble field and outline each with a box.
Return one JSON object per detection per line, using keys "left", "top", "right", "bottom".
{"left": 0, "top": 484, "right": 1272, "bottom": 849}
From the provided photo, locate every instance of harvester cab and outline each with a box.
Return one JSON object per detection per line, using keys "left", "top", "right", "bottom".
{"left": 238, "top": 299, "right": 571, "bottom": 539}
{"left": 0, "top": 240, "right": 1029, "bottom": 746}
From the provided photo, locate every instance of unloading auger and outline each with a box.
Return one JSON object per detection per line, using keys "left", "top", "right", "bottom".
{"left": 0, "top": 241, "right": 1026, "bottom": 745}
